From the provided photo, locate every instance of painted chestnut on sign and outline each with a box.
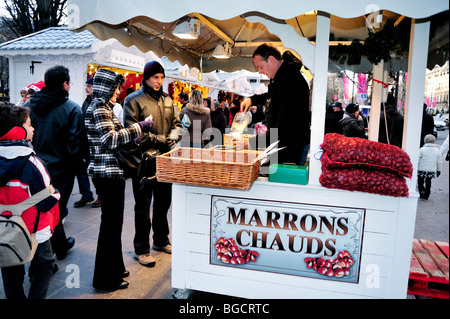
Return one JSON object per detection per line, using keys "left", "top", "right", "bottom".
{"left": 304, "top": 250, "right": 355, "bottom": 278}
{"left": 214, "top": 237, "right": 259, "bottom": 265}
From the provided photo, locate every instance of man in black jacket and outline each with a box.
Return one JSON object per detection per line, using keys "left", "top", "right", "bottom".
{"left": 241, "top": 44, "right": 310, "bottom": 165}
{"left": 27, "top": 65, "right": 83, "bottom": 259}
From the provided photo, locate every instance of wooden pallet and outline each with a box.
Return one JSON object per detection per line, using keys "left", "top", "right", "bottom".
{"left": 408, "top": 239, "right": 449, "bottom": 299}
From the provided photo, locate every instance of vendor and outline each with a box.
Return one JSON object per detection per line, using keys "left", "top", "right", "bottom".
{"left": 241, "top": 43, "right": 310, "bottom": 165}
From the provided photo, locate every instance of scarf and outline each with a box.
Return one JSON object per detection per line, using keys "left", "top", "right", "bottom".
{"left": 143, "top": 80, "right": 163, "bottom": 100}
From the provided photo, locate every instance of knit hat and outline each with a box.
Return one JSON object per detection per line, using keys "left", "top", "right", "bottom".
{"left": 332, "top": 101, "right": 342, "bottom": 109}
{"left": 143, "top": 61, "right": 165, "bottom": 80}
{"left": 86, "top": 77, "right": 93, "bottom": 85}
{"left": 345, "top": 103, "right": 359, "bottom": 114}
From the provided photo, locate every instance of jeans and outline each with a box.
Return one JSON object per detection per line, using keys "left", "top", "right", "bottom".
{"left": 76, "top": 161, "right": 94, "bottom": 201}
{"left": 92, "top": 178, "right": 126, "bottom": 289}
{"left": 131, "top": 177, "right": 172, "bottom": 255}
{"left": 50, "top": 173, "right": 75, "bottom": 256}
{"left": 1, "top": 240, "right": 54, "bottom": 299}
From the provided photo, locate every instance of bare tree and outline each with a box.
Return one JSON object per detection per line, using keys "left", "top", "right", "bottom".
{"left": 1, "top": 0, "right": 67, "bottom": 38}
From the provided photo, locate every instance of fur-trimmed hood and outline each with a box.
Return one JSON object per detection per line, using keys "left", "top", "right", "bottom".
{"left": 186, "top": 102, "right": 210, "bottom": 115}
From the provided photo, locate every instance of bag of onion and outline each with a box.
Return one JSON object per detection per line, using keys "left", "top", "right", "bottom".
{"left": 319, "top": 134, "right": 412, "bottom": 197}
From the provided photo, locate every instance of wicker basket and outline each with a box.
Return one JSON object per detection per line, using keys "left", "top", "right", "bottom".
{"left": 156, "top": 147, "right": 261, "bottom": 189}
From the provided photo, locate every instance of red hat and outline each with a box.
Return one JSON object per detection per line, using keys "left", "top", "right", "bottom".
{"left": 27, "top": 81, "right": 45, "bottom": 92}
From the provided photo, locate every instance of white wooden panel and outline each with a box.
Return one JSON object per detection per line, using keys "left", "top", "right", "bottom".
{"left": 185, "top": 179, "right": 402, "bottom": 213}
{"left": 171, "top": 184, "right": 188, "bottom": 288}
{"left": 186, "top": 232, "right": 210, "bottom": 253}
{"left": 183, "top": 254, "right": 391, "bottom": 298}
{"left": 186, "top": 250, "right": 393, "bottom": 280}
{"left": 364, "top": 209, "right": 397, "bottom": 234}
{"left": 186, "top": 213, "right": 210, "bottom": 236}
{"left": 360, "top": 232, "right": 394, "bottom": 256}
{"left": 186, "top": 192, "right": 211, "bottom": 215}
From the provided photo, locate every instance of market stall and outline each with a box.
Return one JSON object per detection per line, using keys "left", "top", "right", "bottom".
{"left": 0, "top": 27, "right": 161, "bottom": 106}
{"left": 164, "top": 60, "right": 263, "bottom": 111}
{"left": 67, "top": 0, "right": 448, "bottom": 299}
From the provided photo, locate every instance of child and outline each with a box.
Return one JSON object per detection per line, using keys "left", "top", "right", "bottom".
{"left": 417, "top": 134, "right": 442, "bottom": 199}
{"left": 0, "top": 102, "right": 60, "bottom": 299}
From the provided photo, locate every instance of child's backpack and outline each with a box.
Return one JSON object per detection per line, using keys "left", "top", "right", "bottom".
{"left": 0, "top": 185, "right": 54, "bottom": 268}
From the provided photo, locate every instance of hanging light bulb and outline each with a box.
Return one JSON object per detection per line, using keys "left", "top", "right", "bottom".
{"left": 198, "top": 55, "right": 203, "bottom": 81}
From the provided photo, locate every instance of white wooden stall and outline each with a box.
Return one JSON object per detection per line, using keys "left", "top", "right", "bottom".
{"left": 171, "top": 179, "right": 417, "bottom": 299}
{"left": 168, "top": 14, "right": 430, "bottom": 299}
{"left": 67, "top": 0, "right": 448, "bottom": 299}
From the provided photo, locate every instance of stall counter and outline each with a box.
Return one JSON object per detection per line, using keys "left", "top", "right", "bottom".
{"left": 171, "top": 178, "right": 418, "bottom": 299}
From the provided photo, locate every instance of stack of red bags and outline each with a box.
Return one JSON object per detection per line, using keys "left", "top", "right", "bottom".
{"left": 319, "top": 133, "right": 413, "bottom": 197}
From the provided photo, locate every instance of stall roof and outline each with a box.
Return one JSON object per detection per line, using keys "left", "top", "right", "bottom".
{"left": 0, "top": 26, "right": 264, "bottom": 96}
{"left": 0, "top": 27, "right": 98, "bottom": 51}
{"left": 67, "top": 0, "right": 448, "bottom": 73}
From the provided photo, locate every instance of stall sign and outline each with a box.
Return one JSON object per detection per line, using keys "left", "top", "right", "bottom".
{"left": 106, "top": 49, "right": 145, "bottom": 69}
{"left": 210, "top": 196, "right": 365, "bottom": 283}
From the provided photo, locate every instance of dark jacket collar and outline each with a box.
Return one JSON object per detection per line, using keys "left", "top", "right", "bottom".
{"left": 272, "top": 51, "right": 303, "bottom": 84}
{"left": 143, "top": 80, "right": 163, "bottom": 100}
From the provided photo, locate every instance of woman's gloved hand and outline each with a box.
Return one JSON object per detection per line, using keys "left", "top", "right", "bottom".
{"left": 138, "top": 118, "right": 153, "bottom": 133}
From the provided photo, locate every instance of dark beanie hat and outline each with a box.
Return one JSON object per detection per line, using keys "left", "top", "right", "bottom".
{"left": 332, "top": 101, "right": 342, "bottom": 109}
{"left": 345, "top": 103, "right": 359, "bottom": 114}
{"left": 143, "top": 61, "right": 165, "bottom": 80}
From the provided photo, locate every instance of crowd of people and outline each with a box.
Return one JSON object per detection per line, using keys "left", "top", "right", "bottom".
{"left": 1, "top": 42, "right": 448, "bottom": 299}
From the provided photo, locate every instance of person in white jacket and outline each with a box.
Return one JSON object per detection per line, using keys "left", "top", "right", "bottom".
{"left": 417, "top": 134, "right": 442, "bottom": 199}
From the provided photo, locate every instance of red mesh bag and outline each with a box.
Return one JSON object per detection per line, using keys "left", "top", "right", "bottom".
{"left": 320, "top": 133, "right": 413, "bottom": 178}
{"left": 319, "top": 167, "right": 409, "bottom": 197}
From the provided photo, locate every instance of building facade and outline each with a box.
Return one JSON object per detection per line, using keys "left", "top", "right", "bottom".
{"left": 425, "top": 61, "right": 449, "bottom": 113}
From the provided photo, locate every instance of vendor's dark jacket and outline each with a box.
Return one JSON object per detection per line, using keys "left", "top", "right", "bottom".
{"left": 339, "top": 112, "right": 366, "bottom": 139}
{"left": 379, "top": 104, "right": 404, "bottom": 148}
{"left": 27, "top": 86, "right": 83, "bottom": 177}
{"left": 249, "top": 51, "right": 310, "bottom": 165}
{"left": 123, "top": 82, "right": 181, "bottom": 154}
